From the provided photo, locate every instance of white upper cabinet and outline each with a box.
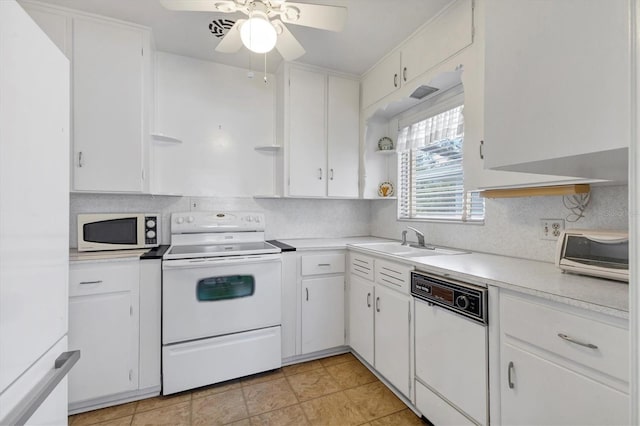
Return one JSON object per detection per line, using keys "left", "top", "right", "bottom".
{"left": 361, "top": 0, "right": 473, "bottom": 110}
{"left": 327, "top": 76, "right": 360, "bottom": 197}
{"left": 73, "top": 17, "right": 151, "bottom": 192}
{"left": 278, "top": 64, "right": 359, "bottom": 198}
{"left": 482, "top": 0, "right": 630, "bottom": 181}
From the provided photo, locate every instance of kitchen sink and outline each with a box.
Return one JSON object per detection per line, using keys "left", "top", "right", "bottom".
{"left": 354, "top": 242, "right": 469, "bottom": 258}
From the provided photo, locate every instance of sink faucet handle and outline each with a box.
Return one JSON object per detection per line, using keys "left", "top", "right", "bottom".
{"left": 401, "top": 230, "right": 408, "bottom": 245}
{"left": 406, "top": 226, "right": 426, "bottom": 247}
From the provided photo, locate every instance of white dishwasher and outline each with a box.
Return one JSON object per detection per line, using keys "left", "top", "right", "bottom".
{"left": 412, "top": 271, "right": 488, "bottom": 426}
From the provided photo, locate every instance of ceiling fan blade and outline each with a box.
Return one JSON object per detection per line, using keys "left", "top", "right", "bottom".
{"left": 159, "top": 0, "right": 236, "bottom": 12}
{"left": 215, "top": 19, "right": 245, "bottom": 53}
{"left": 280, "top": 2, "right": 347, "bottom": 32}
{"left": 272, "top": 20, "right": 305, "bottom": 61}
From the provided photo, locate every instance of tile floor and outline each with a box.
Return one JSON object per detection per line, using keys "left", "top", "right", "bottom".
{"left": 68, "top": 353, "right": 425, "bottom": 426}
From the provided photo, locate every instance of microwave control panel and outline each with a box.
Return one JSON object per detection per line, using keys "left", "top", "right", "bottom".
{"left": 145, "top": 215, "right": 158, "bottom": 245}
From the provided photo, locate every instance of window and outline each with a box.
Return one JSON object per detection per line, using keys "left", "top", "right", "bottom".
{"left": 397, "top": 97, "right": 484, "bottom": 222}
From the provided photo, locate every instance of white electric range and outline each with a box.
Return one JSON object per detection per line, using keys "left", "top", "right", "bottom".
{"left": 162, "top": 211, "right": 282, "bottom": 395}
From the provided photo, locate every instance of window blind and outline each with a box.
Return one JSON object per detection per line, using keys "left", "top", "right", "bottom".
{"left": 397, "top": 105, "right": 485, "bottom": 222}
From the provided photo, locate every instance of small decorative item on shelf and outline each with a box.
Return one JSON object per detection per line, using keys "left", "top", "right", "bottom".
{"left": 378, "top": 181, "right": 394, "bottom": 197}
{"left": 377, "top": 136, "right": 394, "bottom": 151}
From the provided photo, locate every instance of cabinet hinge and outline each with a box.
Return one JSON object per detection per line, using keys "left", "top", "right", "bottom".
{"left": 130, "top": 305, "right": 133, "bottom": 316}
{"left": 129, "top": 369, "right": 133, "bottom": 381}
{"left": 409, "top": 377, "right": 412, "bottom": 392}
{"left": 408, "top": 308, "right": 411, "bottom": 323}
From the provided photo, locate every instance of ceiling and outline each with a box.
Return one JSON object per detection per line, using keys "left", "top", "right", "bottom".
{"left": 35, "top": 0, "right": 454, "bottom": 75}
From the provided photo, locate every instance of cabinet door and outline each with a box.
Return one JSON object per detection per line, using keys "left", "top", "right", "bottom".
{"left": 501, "top": 344, "right": 629, "bottom": 426}
{"left": 374, "top": 284, "right": 410, "bottom": 397}
{"left": 69, "top": 290, "right": 138, "bottom": 403}
{"left": 73, "top": 17, "right": 144, "bottom": 192}
{"left": 301, "top": 276, "right": 345, "bottom": 354}
{"left": 401, "top": 0, "right": 472, "bottom": 86}
{"left": 327, "top": 76, "right": 359, "bottom": 197}
{"left": 361, "top": 51, "right": 401, "bottom": 109}
{"left": 288, "top": 68, "right": 327, "bottom": 197}
{"left": 483, "top": 0, "right": 629, "bottom": 177}
{"left": 348, "top": 275, "right": 374, "bottom": 365}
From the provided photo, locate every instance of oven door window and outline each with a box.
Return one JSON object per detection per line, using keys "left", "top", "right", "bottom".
{"left": 196, "top": 275, "right": 255, "bottom": 301}
{"left": 83, "top": 218, "right": 137, "bottom": 244}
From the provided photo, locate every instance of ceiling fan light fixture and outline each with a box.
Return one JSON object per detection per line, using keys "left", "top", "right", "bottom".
{"left": 240, "top": 10, "right": 277, "bottom": 54}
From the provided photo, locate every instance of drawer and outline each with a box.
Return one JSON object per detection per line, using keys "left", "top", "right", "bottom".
{"left": 301, "top": 253, "right": 345, "bottom": 276}
{"left": 69, "top": 260, "right": 139, "bottom": 297}
{"left": 349, "top": 253, "right": 374, "bottom": 281}
{"left": 500, "top": 294, "right": 628, "bottom": 382}
{"left": 375, "top": 259, "right": 413, "bottom": 294}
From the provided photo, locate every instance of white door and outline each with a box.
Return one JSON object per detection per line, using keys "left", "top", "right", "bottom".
{"left": 327, "top": 76, "right": 359, "bottom": 197}
{"left": 415, "top": 299, "right": 487, "bottom": 425}
{"left": 162, "top": 256, "right": 282, "bottom": 344}
{"left": 501, "top": 344, "right": 629, "bottom": 426}
{"left": 348, "top": 275, "right": 374, "bottom": 364}
{"left": 0, "top": 1, "right": 69, "bottom": 423}
{"left": 73, "top": 16, "right": 144, "bottom": 192}
{"left": 374, "top": 284, "right": 410, "bottom": 397}
{"left": 288, "top": 67, "right": 327, "bottom": 197}
{"left": 69, "top": 290, "right": 137, "bottom": 403}
{"left": 301, "top": 276, "right": 345, "bottom": 354}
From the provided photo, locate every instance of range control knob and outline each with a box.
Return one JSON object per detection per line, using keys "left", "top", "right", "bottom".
{"left": 146, "top": 219, "right": 156, "bottom": 229}
{"left": 246, "top": 216, "right": 253, "bottom": 222}
{"left": 146, "top": 230, "right": 156, "bottom": 239}
{"left": 176, "top": 217, "right": 184, "bottom": 224}
{"left": 455, "top": 295, "right": 469, "bottom": 310}
{"left": 254, "top": 216, "right": 260, "bottom": 223}
{"left": 187, "top": 216, "right": 194, "bottom": 223}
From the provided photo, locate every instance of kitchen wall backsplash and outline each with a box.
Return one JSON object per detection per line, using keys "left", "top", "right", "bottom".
{"left": 370, "top": 185, "right": 628, "bottom": 263}
{"left": 69, "top": 194, "right": 372, "bottom": 247}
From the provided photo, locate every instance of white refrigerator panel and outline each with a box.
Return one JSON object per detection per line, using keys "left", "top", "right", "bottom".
{"left": 0, "top": 0, "right": 70, "bottom": 404}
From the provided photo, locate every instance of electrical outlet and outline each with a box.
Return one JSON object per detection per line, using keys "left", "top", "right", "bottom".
{"left": 540, "top": 219, "right": 565, "bottom": 240}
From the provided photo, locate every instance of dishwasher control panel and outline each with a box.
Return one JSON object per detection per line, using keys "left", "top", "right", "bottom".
{"left": 411, "top": 272, "right": 487, "bottom": 324}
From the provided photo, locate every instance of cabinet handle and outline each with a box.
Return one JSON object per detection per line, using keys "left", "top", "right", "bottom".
{"left": 317, "top": 263, "right": 331, "bottom": 267}
{"left": 78, "top": 151, "right": 84, "bottom": 168}
{"left": 306, "top": 287, "right": 309, "bottom": 301}
{"left": 479, "top": 140, "right": 484, "bottom": 160}
{"left": 376, "top": 296, "right": 380, "bottom": 312}
{"left": 79, "top": 280, "right": 102, "bottom": 285}
{"left": 318, "top": 168, "right": 323, "bottom": 180}
{"left": 367, "top": 292, "right": 371, "bottom": 308}
{"left": 507, "top": 361, "right": 515, "bottom": 389}
{"left": 393, "top": 73, "right": 398, "bottom": 88}
{"left": 403, "top": 67, "right": 407, "bottom": 82}
{"left": 330, "top": 168, "right": 334, "bottom": 180}
{"left": 557, "top": 333, "right": 598, "bottom": 350}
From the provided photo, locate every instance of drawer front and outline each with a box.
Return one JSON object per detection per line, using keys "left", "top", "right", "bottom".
{"left": 350, "top": 253, "right": 374, "bottom": 281}
{"left": 70, "top": 260, "right": 139, "bottom": 297}
{"left": 301, "top": 253, "right": 346, "bottom": 276}
{"left": 375, "top": 259, "right": 413, "bottom": 294}
{"left": 500, "top": 294, "right": 628, "bottom": 382}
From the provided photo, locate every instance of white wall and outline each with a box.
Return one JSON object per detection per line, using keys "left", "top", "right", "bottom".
{"left": 370, "top": 185, "right": 629, "bottom": 263}
{"left": 151, "top": 52, "right": 276, "bottom": 196}
{"left": 69, "top": 194, "right": 372, "bottom": 247}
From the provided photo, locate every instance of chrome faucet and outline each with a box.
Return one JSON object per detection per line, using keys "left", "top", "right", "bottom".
{"left": 407, "top": 226, "right": 426, "bottom": 248}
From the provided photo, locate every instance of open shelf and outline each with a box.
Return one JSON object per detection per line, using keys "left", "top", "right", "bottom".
{"left": 151, "top": 133, "right": 182, "bottom": 144}
{"left": 254, "top": 145, "right": 281, "bottom": 152}
{"left": 375, "top": 149, "right": 397, "bottom": 155}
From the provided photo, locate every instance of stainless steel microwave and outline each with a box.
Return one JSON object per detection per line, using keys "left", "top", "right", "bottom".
{"left": 555, "top": 230, "right": 628, "bottom": 282}
{"left": 77, "top": 213, "right": 159, "bottom": 252}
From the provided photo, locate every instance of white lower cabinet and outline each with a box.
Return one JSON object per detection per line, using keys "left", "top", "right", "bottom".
{"left": 498, "top": 291, "right": 630, "bottom": 425}
{"left": 68, "top": 257, "right": 161, "bottom": 412}
{"left": 348, "top": 253, "right": 412, "bottom": 398}
{"left": 68, "top": 260, "right": 139, "bottom": 406}
{"left": 299, "top": 252, "right": 346, "bottom": 355}
{"left": 301, "top": 275, "right": 345, "bottom": 354}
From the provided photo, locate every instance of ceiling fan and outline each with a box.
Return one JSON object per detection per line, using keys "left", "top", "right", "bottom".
{"left": 159, "top": 0, "right": 348, "bottom": 61}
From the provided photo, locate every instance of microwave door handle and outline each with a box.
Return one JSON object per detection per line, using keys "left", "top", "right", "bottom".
{"left": 584, "top": 236, "right": 628, "bottom": 244}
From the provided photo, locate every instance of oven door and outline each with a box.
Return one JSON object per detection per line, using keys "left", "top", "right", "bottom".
{"left": 162, "top": 254, "right": 281, "bottom": 345}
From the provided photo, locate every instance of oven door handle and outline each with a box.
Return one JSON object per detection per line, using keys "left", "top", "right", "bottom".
{"left": 163, "top": 254, "right": 281, "bottom": 269}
